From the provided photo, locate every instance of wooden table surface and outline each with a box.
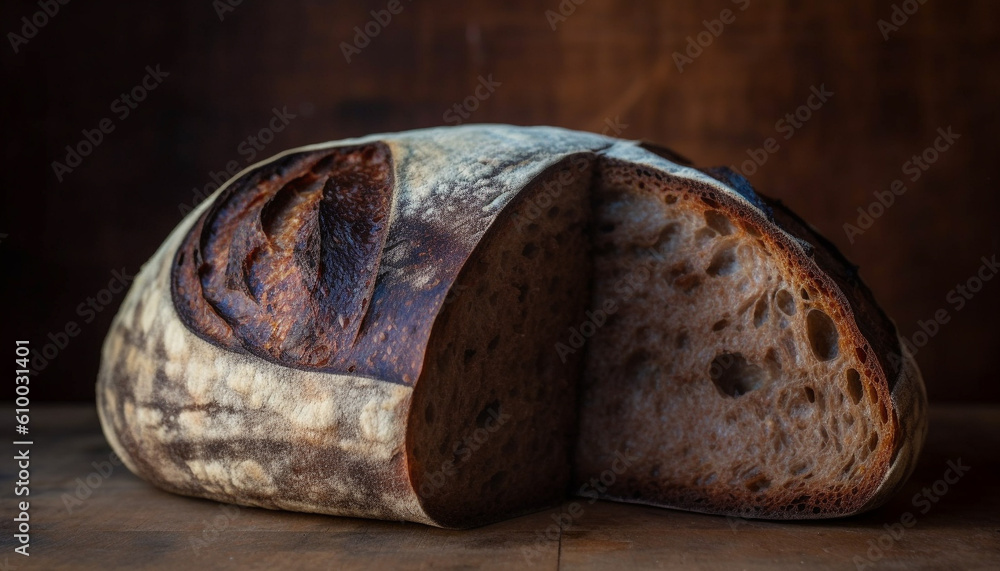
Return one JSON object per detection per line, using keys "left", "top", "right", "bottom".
{"left": 1, "top": 405, "right": 997, "bottom": 570}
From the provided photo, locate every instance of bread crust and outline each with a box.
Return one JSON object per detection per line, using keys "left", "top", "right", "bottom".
{"left": 97, "top": 125, "right": 926, "bottom": 526}
{"left": 97, "top": 126, "right": 614, "bottom": 526}
{"left": 757, "top": 196, "right": 928, "bottom": 514}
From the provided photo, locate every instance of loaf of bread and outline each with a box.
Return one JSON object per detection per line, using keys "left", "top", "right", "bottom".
{"left": 96, "top": 125, "right": 927, "bottom": 528}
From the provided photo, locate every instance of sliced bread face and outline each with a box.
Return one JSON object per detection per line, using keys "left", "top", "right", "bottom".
{"left": 406, "top": 156, "right": 595, "bottom": 527}
{"left": 575, "top": 156, "right": 924, "bottom": 518}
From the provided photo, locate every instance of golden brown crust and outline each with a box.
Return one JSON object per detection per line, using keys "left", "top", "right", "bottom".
{"left": 172, "top": 144, "right": 398, "bottom": 378}
{"left": 756, "top": 194, "right": 927, "bottom": 512}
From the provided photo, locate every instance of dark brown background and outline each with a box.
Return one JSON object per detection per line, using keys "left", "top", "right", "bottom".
{"left": 1, "top": 0, "right": 997, "bottom": 402}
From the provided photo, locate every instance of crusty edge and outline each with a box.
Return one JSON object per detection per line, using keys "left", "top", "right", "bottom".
{"left": 861, "top": 340, "right": 928, "bottom": 511}
{"left": 755, "top": 195, "right": 928, "bottom": 515}
{"left": 96, "top": 183, "right": 433, "bottom": 524}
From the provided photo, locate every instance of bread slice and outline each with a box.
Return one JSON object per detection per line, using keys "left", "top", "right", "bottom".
{"left": 96, "top": 125, "right": 926, "bottom": 528}
{"left": 406, "top": 155, "right": 594, "bottom": 527}
{"left": 575, "top": 152, "right": 928, "bottom": 518}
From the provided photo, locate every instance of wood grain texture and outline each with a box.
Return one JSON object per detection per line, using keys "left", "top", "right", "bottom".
{"left": 0, "top": 404, "right": 996, "bottom": 570}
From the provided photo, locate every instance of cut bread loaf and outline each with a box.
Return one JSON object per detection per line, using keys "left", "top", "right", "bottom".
{"left": 96, "top": 125, "right": 927, "bottom": 528}
{"left": 576, "top": 154, "right": 927, "bottom": 518}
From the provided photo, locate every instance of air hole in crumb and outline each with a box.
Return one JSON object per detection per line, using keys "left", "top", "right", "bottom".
{"left": 625, "top": 350, "right": 657, "bottom": 379}
{"left": 845, "top": 369, "right": 863, "bottom": 404}
{"left": 804, "top": 387, "right": 816, "bottom": 403}
{"left": 476, "top": 400, "right": 501, "bottom": 430}
{"left": 675, "top": 331, "right": 690, "bottom": 349}
{"left": 704, "top": 210, "right": 734, "bottom": 236}
{"left": 842, "top": 457, "right": 855, "bottom": 476}
{"left": 676, "top": 274, "right": 702, "bottom": 294}
{"left": 868, "top": 432, "right": 879, "bottom": 451}
{"left": 668, "top": 261, "right": 690, "bottom": 280}
{"left": 709, "top": 352, "right": 765, "bottom": 398}
{"left": 806, "top": 309, "right": 839, "bottom": 361}
{"left": 879, "top": 400, "right": 889, "bottom": 423}
{"left": 856, "top": 347, "right": 868, "bottom": 363}
{"left": 746, "top": 476, "right": 771, "bottom": 493}
{"left": 764, "top": 348, "right": 781, "bottom": 371}
{"left": 665, "top": 195, "right": 678, "bottom": 204}
{"left": 776, "top": 289, "right": 796, "bottom": 315}
{"left": 655, "top": 224, "right": 680, "bottom": 250}
{"left": 522, "top": 243, "right": 538, "bottom": 259}
{"left": 712, "top": 319, "right": 729, "bottom": 331}
{"left": 463, "top": 349, "right": 479, "bottom": 366}
{"left": 753, "top": 297, "right": 769, "bottom": 328}
{"left": 707, "top": 245, "right": 739, "bottom": 276}
{"left": 517, "top": 284, "right": 529, "bottom": 303}
{"left": 695, "top": 227, "right": 717, "bottom": 244}
{"left": 866, "top": 382, "right": 879, "bottom": 404}
{"left": 800, "top": 288, "right": 810, "bottom": 300}
{"left": 790, "top": 462, "right": 809, "bottom": 476}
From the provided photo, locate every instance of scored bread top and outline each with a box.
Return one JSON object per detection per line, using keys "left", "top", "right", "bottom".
{"left": 171, "top": 126, "right": 618, "bottom": 385}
